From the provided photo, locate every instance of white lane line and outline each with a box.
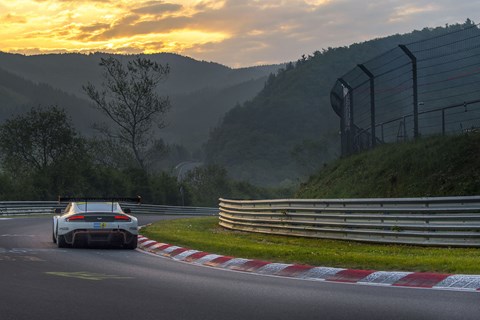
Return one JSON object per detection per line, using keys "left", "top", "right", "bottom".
{"left": 0, "top": 234, "right": 36, "bottom": 237}
{"left": 0, "top": 218, "right": 13, "bottom": 220}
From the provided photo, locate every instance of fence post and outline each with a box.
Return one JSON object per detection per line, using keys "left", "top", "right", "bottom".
{"left": 358, "top": 64, "right": 376, "bottom": 147}
{"left": 338, "top": 78, "right": 354, "bottom": 154}
{"left": 331, "top": 89, "right": 348, "bottom": 156}
{"left": 399, "top": 45, "right": 419, "bottom": 139}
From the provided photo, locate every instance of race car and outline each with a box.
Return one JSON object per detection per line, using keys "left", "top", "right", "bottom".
{"left": 52, "top": 197, "right": 139, "bottom": 249}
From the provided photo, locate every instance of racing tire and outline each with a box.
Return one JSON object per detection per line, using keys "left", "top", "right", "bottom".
{"left": 53, "top": 222, "right": 57, "bottom": 243}
{"left": 57, "top": 235, "right": 68, "bottom": 248}
{"left": 126, "top": 236, "right": 138, "bottom": 250}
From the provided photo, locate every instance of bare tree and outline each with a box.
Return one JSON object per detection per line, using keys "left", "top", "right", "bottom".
{"left": 83, "top": 56, "right": 171, "bottom": 170}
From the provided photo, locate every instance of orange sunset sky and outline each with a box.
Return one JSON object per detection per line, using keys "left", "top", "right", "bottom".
{"left": 0, "top": 0, "right": 477, "bottom": 67}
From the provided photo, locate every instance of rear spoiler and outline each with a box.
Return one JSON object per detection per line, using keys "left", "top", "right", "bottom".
{"left": 57, "top": 196, "right": 142, "bottom": 204}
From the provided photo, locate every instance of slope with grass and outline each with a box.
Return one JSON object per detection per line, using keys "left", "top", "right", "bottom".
{"left": 296, "top": 133, "right": 480, "bottom": 199}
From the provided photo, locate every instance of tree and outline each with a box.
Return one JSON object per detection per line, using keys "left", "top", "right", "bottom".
{"left": 0, "top": 106, "right": 91, "bottom": 199}
{"left": 83, "top": 55, "right": 171, "bottom": 171}
{"left": 183, "top": 165, "right": 232, "bottom": 206}
{"left": 0, "top": 106, "right": 84, "bottom": 173}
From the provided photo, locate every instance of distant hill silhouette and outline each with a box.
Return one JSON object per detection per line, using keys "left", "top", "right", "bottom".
{"left": 0, "top": 67, "right": 101, "bottom": 133}
{"left": 0, "top": 52, "right": 282, "bottom": 150}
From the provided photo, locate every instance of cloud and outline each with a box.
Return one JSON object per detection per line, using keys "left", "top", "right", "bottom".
{"left": 2, "top": 13, "right": 27, "bottom": 24}
{"left": 0, "top": 0, "right": 477, "bottom": 67}
{"left": 132, "top": 1, "right": 183, "bottom": 15}
{"left": 32, "top": 0, "right": 112, "bottom": 2}
{"left": 180, "top": 0, "right": 477, "bottom": 66}
{"left": 79, "top": 23, "right": 110, "bottom": 33}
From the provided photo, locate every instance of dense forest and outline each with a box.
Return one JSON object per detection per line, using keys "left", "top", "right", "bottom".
{"left": 204, "top": 20, "right": 478, "bottom": 186}
{"left": 0, "top": 106, "right": 290, "bottom": 205}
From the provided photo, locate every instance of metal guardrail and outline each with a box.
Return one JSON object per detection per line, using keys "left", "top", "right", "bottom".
{"left": 121, "top": 203, "right": 217, "bottom": 216}
{"left": 219, "top": 196, "right": 480, "bottom": 247}
{"left": 0, "top": 201, "right": 61, "bottom": 216}
{"left": 0, "top": 201, "right": 217, "bottom": 216}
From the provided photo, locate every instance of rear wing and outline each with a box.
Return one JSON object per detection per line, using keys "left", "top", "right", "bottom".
{"left": 57, "top": 196, "right": 142, "bottom": 204}
{"left": 57, "top": 196, "right": 141, "bottom": 213}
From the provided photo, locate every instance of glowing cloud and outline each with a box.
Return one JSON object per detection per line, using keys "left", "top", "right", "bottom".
{"left": 0, "top": 0, "right": 475, "bottom": 67}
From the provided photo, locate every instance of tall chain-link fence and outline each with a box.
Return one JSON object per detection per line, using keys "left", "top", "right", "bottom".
{"left": 331, "top": 23, "right": 480, "bottom": 156}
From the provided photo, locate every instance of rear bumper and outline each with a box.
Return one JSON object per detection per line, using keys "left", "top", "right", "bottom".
{"left": 63, "top": 229, "right": 137, "bottom": 246}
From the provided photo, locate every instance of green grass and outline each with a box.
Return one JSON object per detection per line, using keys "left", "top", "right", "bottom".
{"left": 297, "top": 133, "right": 480, "bottom": 198}
{"left": 142, "top": 217, "right": 480, "bottom": 274}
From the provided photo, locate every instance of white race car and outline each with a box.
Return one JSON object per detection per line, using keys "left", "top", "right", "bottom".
{"left": 53, "top": 197, "right": 139, "bottom": 249}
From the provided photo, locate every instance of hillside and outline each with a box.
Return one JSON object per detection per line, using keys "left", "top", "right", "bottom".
{"left": 296, "top": 133, "right": 480, "bottom": 199}
{"left": 0, "top": 67, "right": 102, "bottom": 134}
{"left": 204, "top": 22, "right": 476, "bottom": 186}
{"left": 0, "top": 52, "right": 282, "bottom": 151}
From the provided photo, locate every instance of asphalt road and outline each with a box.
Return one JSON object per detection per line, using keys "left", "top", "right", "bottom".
{"left": 1, "top": 215, "right": 479, "bottom": 320}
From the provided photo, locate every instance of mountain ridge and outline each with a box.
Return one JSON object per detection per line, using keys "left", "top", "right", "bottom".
{"left": 0, "top": 51, "right": 283, "bottom": 151}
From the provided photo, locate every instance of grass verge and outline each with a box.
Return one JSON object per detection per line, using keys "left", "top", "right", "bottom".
{"left": 297, "top": 133, "right": 480, "bottom": 198}
{"left": 141, "top": 217, "right": 480, "bottom": 274}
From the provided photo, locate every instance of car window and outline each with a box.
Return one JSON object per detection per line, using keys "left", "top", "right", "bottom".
{"left": 75, "top": 202, "right": 120, "bottom": 212}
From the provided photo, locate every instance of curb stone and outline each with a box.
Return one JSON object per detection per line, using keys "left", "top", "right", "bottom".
{"left": 137, "top": 235, "right": 480, "bottom": 292}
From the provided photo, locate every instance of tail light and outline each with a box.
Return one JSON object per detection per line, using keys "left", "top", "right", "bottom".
{"left": 67, "top": 215, "right": 85, "bottom": 221}
{"left": 114, "top": 215, "right": 131, "bottom": 222}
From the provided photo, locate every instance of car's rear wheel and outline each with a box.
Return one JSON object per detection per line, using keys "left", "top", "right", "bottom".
{"left": 126, "top": 236, "right": 138, "bottom": 250}
{"left": 53, "top": 223, "right": 57, "bottom": 243}
{"left": 57, "top": 235, "right": 67, "bottom": 248}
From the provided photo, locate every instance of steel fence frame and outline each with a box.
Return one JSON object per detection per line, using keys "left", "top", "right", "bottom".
{"left": 331, "top": 23, "right": 480, "bottom": 156}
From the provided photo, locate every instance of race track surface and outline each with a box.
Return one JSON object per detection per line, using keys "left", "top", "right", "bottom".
{"left": 1, "top": 215, "right": 478, "bottom": 320}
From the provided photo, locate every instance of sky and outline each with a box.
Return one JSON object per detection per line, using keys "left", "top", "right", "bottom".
{"left": 0, "top": 0, "right": 478, "bottom": 67}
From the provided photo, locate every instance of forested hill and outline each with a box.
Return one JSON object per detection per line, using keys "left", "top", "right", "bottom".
{"left": 0, "top": 52, "right": 282, "bottom": 150}
{"left": 0, "top": 52, "right": 281, "bottom": 97}
{"left": 0, "top": 67, "right": 102, "bottom": 133}
{"left": 204, "top": 21, "right": 476, "bottom": 186}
